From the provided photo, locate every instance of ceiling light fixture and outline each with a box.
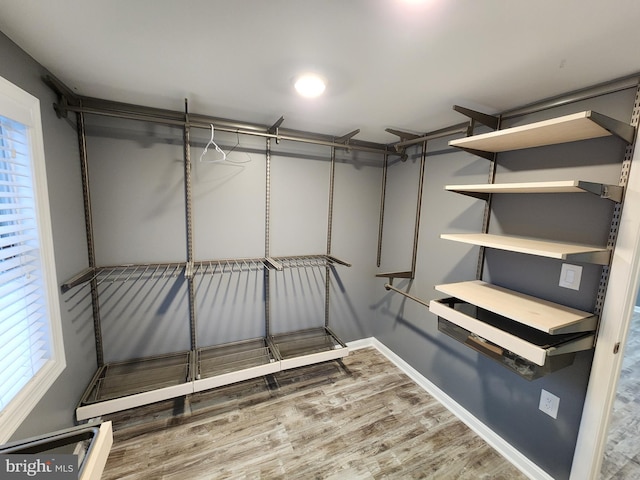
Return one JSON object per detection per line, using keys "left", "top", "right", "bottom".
{"left": 294, "top": 73, "right": 326, "bottom": 98}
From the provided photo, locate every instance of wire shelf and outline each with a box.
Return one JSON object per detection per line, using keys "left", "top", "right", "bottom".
{"left": 80, "top": 351, "right": 192, "bottom": 405}
{"left": 196, "top": 338, "right": 278, "bottom": 379}
{"left": 272, "top": 255, "right": 351, "bottom": 269}
{"left": 61, "top": 255, "right": 350, "bottom": 292}
{"left": 270, "top": 327, "right": 347, "bottom": 360}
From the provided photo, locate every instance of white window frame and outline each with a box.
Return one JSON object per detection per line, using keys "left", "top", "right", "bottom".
{"left": 0, "top": 75, "right": 65, "bottom": 443}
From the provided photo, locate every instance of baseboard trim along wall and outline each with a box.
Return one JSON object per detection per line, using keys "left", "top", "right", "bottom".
{"left": 347, "top": 337, "right": 553, "bottom": 480}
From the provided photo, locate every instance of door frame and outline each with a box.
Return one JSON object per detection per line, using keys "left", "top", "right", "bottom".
{"left": 571, "top": 115, "right": 640, "bottom": 479}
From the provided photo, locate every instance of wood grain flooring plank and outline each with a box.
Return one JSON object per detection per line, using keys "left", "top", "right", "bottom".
{"left": 101, "top": 347, "right": 526, "bottom": 479}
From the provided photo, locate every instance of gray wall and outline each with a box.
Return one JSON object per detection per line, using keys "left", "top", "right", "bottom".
{"left": 0, "top": 32, "right": 96, "bottom": 440}
{"left": 371, "top": 89, "right": 636, "bottom": 480}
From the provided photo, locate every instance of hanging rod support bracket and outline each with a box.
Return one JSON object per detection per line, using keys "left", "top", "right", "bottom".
{"left": 335, "top": 129, "right": 360, "bottom": 152}
{"left": 43, "top": 74, "right": 82, "bottom": 119}
{"left": 268, "top": 116, "right": 285, "bottom": 144}
{"left": 386, "top": 128, "right": 421, "bottom": 159}
{"left": 453, "top": 105, "right": 500, "bottom": 130}
{"left": 375, "top": 270, "right": 413, "bottom": 280}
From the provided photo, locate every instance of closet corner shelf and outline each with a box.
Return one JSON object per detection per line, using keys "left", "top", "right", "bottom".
{"left": 441, "top": 232, "right": 611, "bottom": 265}
{"left": 445, "top": 180, "right": 624, "bottom": 203}
{"left": 449, "top": 110, "right": 635, "bottom": 154}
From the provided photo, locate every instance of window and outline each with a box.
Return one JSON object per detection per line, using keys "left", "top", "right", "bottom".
{"left": 0, "top": 75, "right": 65, "bottom": 443}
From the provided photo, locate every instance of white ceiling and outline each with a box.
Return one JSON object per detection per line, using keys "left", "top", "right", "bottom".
{"left": 1, "top": 0, "right": 639, "bottom": 143}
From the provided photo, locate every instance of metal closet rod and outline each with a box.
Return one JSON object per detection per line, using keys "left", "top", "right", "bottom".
{"left": 43, "top": 77, "right": 395, "bottom": 156}
{"left": 391, "top": 72, "right": 640, "bottom": 150}
{"left": 63, "top": 102, "right": 393, "bottom": 156}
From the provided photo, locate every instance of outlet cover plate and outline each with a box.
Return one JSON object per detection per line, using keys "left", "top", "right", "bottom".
{"left": 539, "top": 389, "right": 560, "bottom": 419}
{"left": 559, "top": 263, "right": 583, "bottom": 291}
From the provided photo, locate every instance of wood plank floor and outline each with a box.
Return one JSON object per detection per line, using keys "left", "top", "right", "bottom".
{"left": 101, "top": 347, "right": 526, "bottom": 479}
{"left": 601, "top": 310, "right": 640, "bottom": 479}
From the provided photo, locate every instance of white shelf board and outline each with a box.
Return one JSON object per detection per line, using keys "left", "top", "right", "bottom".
{"left": 434, "top": 280, "right": 597, "bottom": 334}
{"left": 449, "top": 111, "right": 628, "bottom": 153}
{"left": 441, "top": 233, "right": 611, "bottom": 265}
{"left": 445, "top": 180, "right": 623, "bottom": 201}
{"left": 430, "top": 299, "right": 595, "bottom": 366}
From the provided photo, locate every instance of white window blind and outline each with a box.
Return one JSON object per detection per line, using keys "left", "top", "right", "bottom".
{"left": 0, "top": 115, "right": 50, "bottom": 410}
{"left": 0, "top": 75, "right": 65, "bottom": 443}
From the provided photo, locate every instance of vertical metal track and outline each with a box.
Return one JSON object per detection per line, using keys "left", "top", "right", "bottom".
{"left": 410, "top": 142, "right": 427, "bottom": 276}
{"left": 76, "top": 109, "right": 104, "bottom": 367}
{"left": 376, "top": 152, "right": 388, "bottom": 267}
{"left": 325, "top": 147, "right": 336, "bottom": 327}
{"left": 594, "top": 83, "right": 640, "bottom": 318}
{"left": 476, "top": 117, "right": 501, "bottom": 280}
{"left": 183, "top": 100, "right": 197, "bottom": 351}
{"left": 264, "top": 138, "right": 272, "bottom": 337}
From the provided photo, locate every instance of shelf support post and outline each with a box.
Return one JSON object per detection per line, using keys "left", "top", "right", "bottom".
{"left": 325, "top": 146, "right": 337, "bottom": 327}
{"left": 594, "top": 85, "right": 640, "bottom": 320}
{"left": 410, "top": 141, "right": 427, "bottom": 278}
{"left": 76, "top": 107, "right": 104, "bottom": 367}
{"left": 376, "top": 151, "right": 388, "bottom": 267}
{"left": 183, "top": 99, "right": 198, "bottom": 352}
{"left": 264, "top": 137, "right": 272, "bottom": 337}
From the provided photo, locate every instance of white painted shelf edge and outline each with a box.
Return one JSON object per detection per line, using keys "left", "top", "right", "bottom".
{"left": 440, "top": 233, "right": 611, "bottom": 265}
{"left": 434, "top": 280, "right": 597, "bottom": 334}
{"left": 448, "top": 110, "right": 633, "bottom": 152}
{"left": 430, "top": 298, "right": 595, "bottom": 366}
{"left": 444, "top": 180, "right": 623, "bottom": 201}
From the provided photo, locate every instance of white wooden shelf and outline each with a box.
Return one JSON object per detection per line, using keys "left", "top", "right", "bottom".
{"left": 434, "top": 280, "right": 597, "bottom": 334}
{"left": 445, "top": 180, "right": 623, "bottom": 202}
{"left": 440, "top": 233, "right": 611, "bottom": 265}
{"left": 449, "top": 110, "right": 635, "bottom": 153}
{"left": 430, "top": 298, "right": 595, "bottom": 367}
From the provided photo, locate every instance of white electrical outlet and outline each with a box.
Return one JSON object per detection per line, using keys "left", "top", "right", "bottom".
{"left": 539, "top": 389, "right": 560, "bottom": 419}
{"left": 559, "top": 263, "right": 582, "bottom": 290}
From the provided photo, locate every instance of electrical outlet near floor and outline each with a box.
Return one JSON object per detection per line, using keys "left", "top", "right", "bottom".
{"left": 539, "top": 389, "right": 560, "bottom": 419}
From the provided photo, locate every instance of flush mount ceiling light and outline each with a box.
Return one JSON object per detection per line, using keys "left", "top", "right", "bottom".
{"left": 294, "top": 73, "right": 326, "bottom": 98}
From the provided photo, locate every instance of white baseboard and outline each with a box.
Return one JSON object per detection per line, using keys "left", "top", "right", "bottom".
{"left": 347, "top": 337, "right": 553, "bottom": 480}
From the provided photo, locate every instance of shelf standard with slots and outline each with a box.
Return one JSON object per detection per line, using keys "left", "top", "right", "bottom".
{"left": 445, "top": 180, "right": 624, "bottom": 202}
{"left": 449, "top": 110, "right": 635, "bottom": 154}
{"left": 440, "top": 233, "right": 611, "bottom": 265}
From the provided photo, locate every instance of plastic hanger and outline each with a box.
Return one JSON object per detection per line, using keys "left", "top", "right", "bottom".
{"left": 199, "top": 125, "right": 227, "bottom": 163}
